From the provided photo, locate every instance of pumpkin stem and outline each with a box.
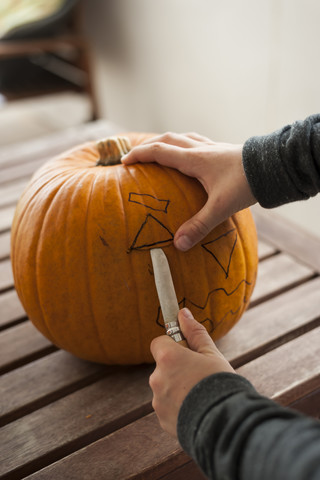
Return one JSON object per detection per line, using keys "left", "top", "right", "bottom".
{"left": 96, "top": 136, "right": 132, "bottom": 166}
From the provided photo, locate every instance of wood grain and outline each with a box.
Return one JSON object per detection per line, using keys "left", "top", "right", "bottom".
{"left": 217, "top": 276, "right": 320, "bottom": 367}
{"left": 0, "top": 120, "right": 119, "bottom": 169}
{"left": 250, "top": 252, "right": 315, "bottom": 306}
{"left": 21, "top": 324, "right": 320, "bottom": 480}
{"left": 252, "top": 205, "right": 320, "bottom": 273}
{"left": 21, "top": 414, "right": 198, "bottom": 480}
{"left": 0, "top": 259, "right": 14, "bottom": 291}
{"left": 0, "top": 179, "right": 28, "bottom": 208}
{"left": 0, "top": 350, "right": 106, "bottom": 426}
{"left": 0, "top": 231, "right": 11, "bottom": 260}
{"left": 0, "top": 288, "right": 25, "bottom": 328}
{"left": 0, "top": 366, "right": 154, "bottom": 479}
{"left": 0, "top": 205, "right": 16, "bottom": 233}
{"left": 0, "top": 321, "right": 55, "bottom": 374}
{"left": 238, "top": 326, "right": 320, "bottom": 406}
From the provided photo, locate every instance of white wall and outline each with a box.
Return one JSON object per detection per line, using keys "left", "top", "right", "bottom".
{"left": 84, "top": 0, "right": 320, "bottom": 237}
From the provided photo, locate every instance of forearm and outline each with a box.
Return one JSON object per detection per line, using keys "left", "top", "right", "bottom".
{"left": 242, "top": 113, "right": 320, "bottom": 208}
{"left": 177, "top": 373, "right": 320, "bottom": 480}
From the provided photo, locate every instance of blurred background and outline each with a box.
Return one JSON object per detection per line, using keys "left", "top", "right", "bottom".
{"left": 1, "top": 0, "right": 319, "bottom": 237}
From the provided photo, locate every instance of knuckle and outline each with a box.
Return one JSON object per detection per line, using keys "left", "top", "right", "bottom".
{"left": 192, "top": 320, "right": 207, "bottom": 334}
{"left": 156, "top": 347, "right": 175, "bottom": 365}
{"left": 189, "top": 217, "right": 211, "bottom": 238}
{"left": 150, "top": 142, "right": 164, "bottom": 154}
{"left": 161, "top": 131, "right": 174, "bottom": 142}
{"left": 149, "top": 371, "right": 158, "bottom": 390}
{"left": 151, "top": 397, "right": 158, "bottom": 412}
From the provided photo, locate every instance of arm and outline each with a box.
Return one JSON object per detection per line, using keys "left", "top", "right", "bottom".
{"left": 122, "top": 114, "right": 320, "bottom": 249}
{"left": 178, "top": 372, "right": 320, "bottom": 480}
{"left": 150, "top": 309, "right": 320, "bottom": 480}
{"left": 243, "top": 113, "right": 320, "bottom": 207}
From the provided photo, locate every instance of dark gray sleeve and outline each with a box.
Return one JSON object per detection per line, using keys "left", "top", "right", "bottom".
{"left": 177, "top": 372, "right": 320, "bottom": 480}
{"left": 242, "top": 113, "right": 320, "bottom": 207}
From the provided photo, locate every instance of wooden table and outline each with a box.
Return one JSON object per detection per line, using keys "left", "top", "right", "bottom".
{"left": 1, "top": 123, "right": 320, "bottom": 480}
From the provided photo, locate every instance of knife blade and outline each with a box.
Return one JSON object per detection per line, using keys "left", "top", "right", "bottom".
{"left": 150, "top": 248, "right": 188, "bottom": 347}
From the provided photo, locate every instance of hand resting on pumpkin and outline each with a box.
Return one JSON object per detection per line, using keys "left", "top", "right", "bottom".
{"left": 149, "top": 307, "right": 235, "bottom": 438}
{"left": 122, "top": 132, "right": 257, "bottom": 251}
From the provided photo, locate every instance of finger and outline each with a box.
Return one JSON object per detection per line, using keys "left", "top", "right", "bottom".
{"left": 178, "top": 308, "right": 217, "bottom": 355}
{"left": 141, "top": 132, "right": 198, "bottom": 148}
{"left": 174, "top": 198, "right": 226, "bottom": 251}
{"left": 182, "top": 132, "right": 214, "bottom": 144}
{"left": 121, "top": 142, "right": 190, "bottom": 171}
{"left": 150, "top": 334, "right": 176, "bottom": 362}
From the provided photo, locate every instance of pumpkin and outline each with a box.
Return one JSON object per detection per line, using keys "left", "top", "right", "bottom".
{"left": 11, "top": 133, "right": 258, "bottom": 365}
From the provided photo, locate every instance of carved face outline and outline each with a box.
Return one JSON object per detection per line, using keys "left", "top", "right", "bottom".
{"left": 125, "top": 191, "right": 252, "bottom": 335}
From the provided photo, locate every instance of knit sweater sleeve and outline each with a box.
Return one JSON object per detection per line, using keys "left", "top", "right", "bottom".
{"left": 177, "top": 372, "right": 320, "bottom": 480}
{"left": 242, "top": 113, "right": 320, "bottom": 207}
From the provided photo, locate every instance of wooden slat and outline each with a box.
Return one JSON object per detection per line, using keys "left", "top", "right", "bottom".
{"left": 22, "top": 327, "right": 320, "bottom": 480}
{"left": 0, "top": 119, "right": 120, "bottom": 169}
{"left": 252, "top": 205, "right": 320, "bottom": 273}
{"left": 257, "top": 238, "right": 277, "bottom": 260}
{"left": 0, "top": 231, "right": 10, "bottom": 260}
{"left": 13, "top": 413, "right": 195, "bottom": 480}
{"left": 217, "top": 276, "right": 320, "bottom": 367}
{"left": 250, "top": 252, "right": 314, "bottom": 306}
{"left": 0, "top": 178, "right": 28, "bottom": 208}
{"left": 289, "top": 388, "right": 320, "bottom": 418}
{"left": 238, "top": 326, "right": 320, "bottom": 405}
{"left": 0, "top": 321, "right": 55, "bottom": 374}
{"left": 0, "top": 365, "right": 154, "bottom": 480}
{"left": 0, "top": 350, "right": 107, "bottom": 426}
{"left": 0, "top": 288, "right": 25, "bottom": 328}
{"left": 0, "top": 258, "right": 14, "bottom": 291}
{"left": 0, "top": 158, "right": 45, "bottom": 186}
{"left": 0, "top": 205, "right": 15, "bottom": 232}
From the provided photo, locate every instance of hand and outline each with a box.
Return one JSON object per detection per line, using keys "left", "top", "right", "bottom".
{"left": 122, "top": 132, "right": 257, "bottom": 251}
{"left": 149, "top": 307, "right": 235, "bottom": 438}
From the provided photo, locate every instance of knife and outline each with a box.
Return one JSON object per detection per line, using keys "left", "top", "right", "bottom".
{"left": 150, "top": 248, "right": 189, "bottom": 348}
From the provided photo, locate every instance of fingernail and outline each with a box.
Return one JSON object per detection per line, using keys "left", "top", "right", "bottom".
{"left": 175, "top": 235, "right": 193, "bottom": 251}
{"left": 181, "top": 308, "right": 194, "bottom": 320}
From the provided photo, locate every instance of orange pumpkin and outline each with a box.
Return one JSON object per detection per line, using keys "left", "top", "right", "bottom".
{"left": 11, "top": 133, "right": 258, "bottom": 365}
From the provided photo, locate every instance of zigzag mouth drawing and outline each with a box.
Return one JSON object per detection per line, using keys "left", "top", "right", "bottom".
{"left": 126, "top": 191, "right": 252, "bottom": 335}
{"left": 155, "top": 279, "right": 252, "bottom": 333}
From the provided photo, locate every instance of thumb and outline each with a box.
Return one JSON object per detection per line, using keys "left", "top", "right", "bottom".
{"left": 174, "top": 199, "right": 225, "bottom": 251}
{"left": 178, "top": 308, "right": 218, "bottom": 356}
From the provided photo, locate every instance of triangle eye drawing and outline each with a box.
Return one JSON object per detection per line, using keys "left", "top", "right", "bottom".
{"left": 128, "top": 214, "right": 174, "bottom": 252}
{"left": 202, "top": 228, "right": 237, "bottom": 278}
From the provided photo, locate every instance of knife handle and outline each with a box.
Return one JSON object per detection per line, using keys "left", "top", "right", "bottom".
{"left": 177, "top": 338, "right": 189, "bottom": 348}
{"left": 165, "top": 321, "right": 189, "bottom": 348}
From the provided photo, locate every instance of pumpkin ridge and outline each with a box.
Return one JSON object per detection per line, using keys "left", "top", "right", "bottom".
{"left": 228, "top": 215, "right": 247, "bottom": 321}
{"left": 149, "top": 164, "right": 188, "bottom": 293}
{"left": 160, "top": 165, "right": 212, "bottom": 329}
{"left": 231, "top": 211, "right": 257, "bottom": 312}
{"left": 83, "top": 171, "right": 112, "bottom": 362}
{"left": 133, "top": 163, "right": 172, "bottom": 341}
{"left": 12, "top": 173, "right": 72, "bottom": 342}
{"left": 115, "top": 164, "right": 144, "bottom": 362}
{"left": 34, "top": 179, "right": 71, "bottom": 345}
